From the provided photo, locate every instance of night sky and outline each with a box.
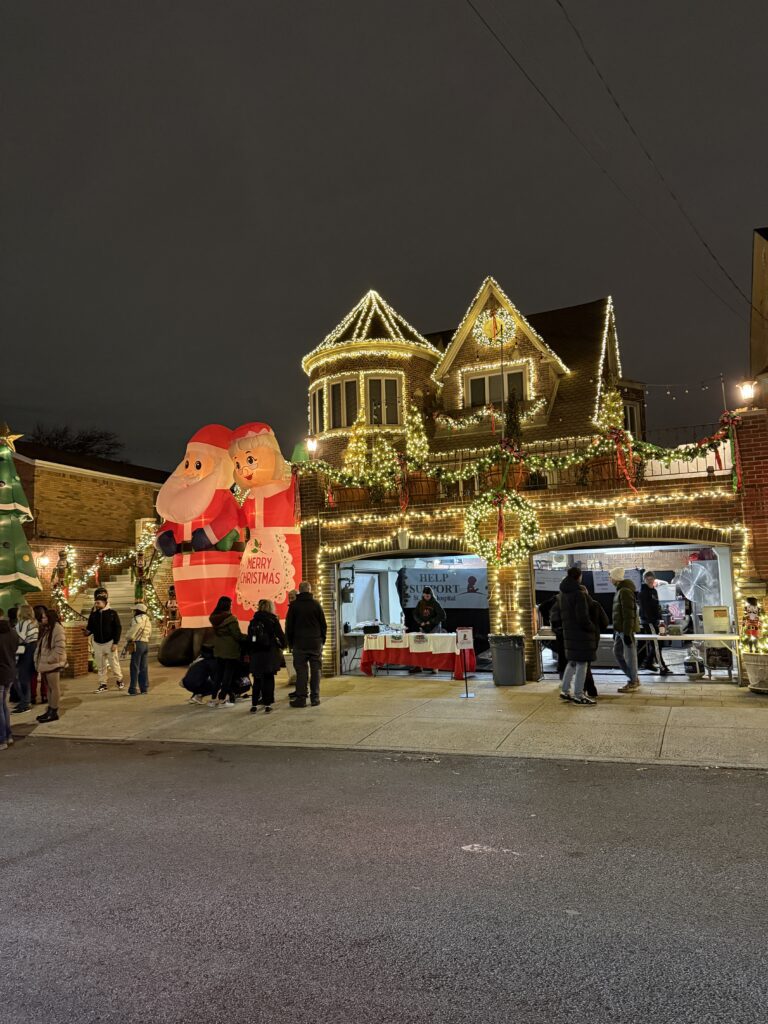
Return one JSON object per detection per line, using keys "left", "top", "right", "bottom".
{"left": 3, "top": 1, "right": 767, "bottom": 470}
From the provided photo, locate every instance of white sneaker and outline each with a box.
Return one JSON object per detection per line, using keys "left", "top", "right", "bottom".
{"left": 220, "top": 700, "right": 234, "bottom": 708}
{"left": 209, "top": 700, "right": 220, "bottom": 708}
{"left": 116, "top": 682, "right": 125, "bottom": 690}
{"left": 190, "top": 695, "right": 206, "bottom": 705}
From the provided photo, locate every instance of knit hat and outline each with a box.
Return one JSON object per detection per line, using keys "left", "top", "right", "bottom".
{"left": 609, "top": 567, "right": 625, "bottom": 583}
{"left": 94, "top": 587, "right": 108, "bottom": 601}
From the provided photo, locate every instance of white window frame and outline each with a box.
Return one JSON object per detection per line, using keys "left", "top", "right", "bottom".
{"left": 623, "top": 401, "right": 642, "bottom": 437}
{"left": 463, "top": 368, "right": 527, "bottom": 409}
{"left": 309, "top": 383, "right": 325, "bottom": 435}
{"left": 365, "top": 375, "right": 402, "bottom": 426}
{"left": 328, "top": 376, "right": 360, "bottom": 430}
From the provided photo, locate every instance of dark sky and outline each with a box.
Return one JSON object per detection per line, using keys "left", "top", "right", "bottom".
{"left": 3, "top": 1, "right": 767, "bottom": 470}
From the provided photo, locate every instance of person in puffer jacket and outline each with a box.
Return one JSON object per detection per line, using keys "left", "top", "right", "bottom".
{"left": 556, "top": 567, "right": 597, "bottom": 706}
{"left": 34, "top": 608, "right": 67, "bottom": 723}
{"left": 610, "top": 567, "right": 641, "bottom": 693}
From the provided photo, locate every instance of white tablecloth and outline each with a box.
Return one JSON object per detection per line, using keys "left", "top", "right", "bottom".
{"left": 363, "top": 633, "right": 459, "bottom": 655}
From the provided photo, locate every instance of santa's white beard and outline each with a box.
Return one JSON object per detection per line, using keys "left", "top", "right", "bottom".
{"left": 157, "top": 471, "right": 218, "bottom": 524}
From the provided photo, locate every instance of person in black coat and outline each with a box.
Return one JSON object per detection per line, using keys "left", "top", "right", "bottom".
{"left": 247, "top": 599, "right": 286, "bottom": 713}
{"left": 557, "top": 567, "right": 598, "bottom": 705}
{"left": 638, "top": 572, "right": 670, "bottom": 674}
{"left": 286, "top": 582, "right": 327, "bottom": 707}
{"left": 413, "top": 587, "right": 446, "bottom": 633}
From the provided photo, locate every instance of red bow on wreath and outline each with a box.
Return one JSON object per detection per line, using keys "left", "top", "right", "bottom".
{"left": 491, "top": 492, "right": 506, "bottom": 559}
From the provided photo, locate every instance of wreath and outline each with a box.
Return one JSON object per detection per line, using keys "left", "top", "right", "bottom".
{"left": 464, "top": 490, "right": 540, "bottom": 566}
{"left": 471, "top": 308, "right": 516, "bottom": 347}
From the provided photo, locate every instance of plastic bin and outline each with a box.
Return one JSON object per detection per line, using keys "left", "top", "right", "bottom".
{"left": 489, "top": 634, "right": 526, "bottom": 686}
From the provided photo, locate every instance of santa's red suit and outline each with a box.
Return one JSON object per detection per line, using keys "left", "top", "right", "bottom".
{"left": 156, "top": 424, "right": 243, "bottom": 629}
{"left": 229, "top": 423, "right": 302, "bottom": 627}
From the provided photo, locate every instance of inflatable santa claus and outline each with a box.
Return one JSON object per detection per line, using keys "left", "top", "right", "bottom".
{"left": 155, "top": 424, "right": 243, "bottom": 629}
{"left": 229, "top": 422, "right": 302, "bottom": 626}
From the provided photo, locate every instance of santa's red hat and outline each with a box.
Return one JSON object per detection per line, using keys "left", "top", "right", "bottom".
{"left": 188, "top": 424, "right": 233, "bottom": 453}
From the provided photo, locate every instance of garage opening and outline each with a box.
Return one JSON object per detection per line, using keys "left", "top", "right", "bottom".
{"left": 336, "top": 553, "right": 491, "bottom": 676}
{"left": 534, "top": 541, "right": 737, "bottom": 681}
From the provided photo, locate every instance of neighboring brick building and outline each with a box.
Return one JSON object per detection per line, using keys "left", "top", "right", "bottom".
{"left": 12, "top": 441, "right": 167, "bottom": 675}
{"left": 296, "top": 278, "right": 767, "bottom": 679}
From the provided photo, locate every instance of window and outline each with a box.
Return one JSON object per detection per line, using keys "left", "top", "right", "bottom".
{"left": 466, "top": 370, "right": 525, "bottom": 409}
{"left": 367, "top": 377, "right": 400, "bottom": 425}
{"left": 329, "top": 377, "right": 359, "bottom": 429}
{"left": 310, "top": 386, "right": 324, "bottom": 434}
{"left": 623, "top": 402, "right": 641, "bottom": 437}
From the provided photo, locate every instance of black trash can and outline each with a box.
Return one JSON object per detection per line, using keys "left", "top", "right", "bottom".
{"left": 489, "top": 634, "right": 526, "bottom": 686}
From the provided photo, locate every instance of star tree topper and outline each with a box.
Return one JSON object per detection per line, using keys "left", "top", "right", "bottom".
{"left": 0, "top": 423, "right": 23, "bottom": 452}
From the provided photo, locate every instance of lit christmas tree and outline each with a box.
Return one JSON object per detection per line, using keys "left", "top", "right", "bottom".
{"left": 405, "top": 404, "right": 430, "bottom": 471}
{"left": 342, "top": 413, "right": 369, "bottom": 481}
{"left": 595, "top": 388, "right": 625, "bottom": 433}
{"left": 0, "top": 424, "right": 43, "bottom": 612}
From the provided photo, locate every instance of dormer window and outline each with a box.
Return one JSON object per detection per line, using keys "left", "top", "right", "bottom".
{"left": 466, "top": 370, "right": 525, "bottom": 409}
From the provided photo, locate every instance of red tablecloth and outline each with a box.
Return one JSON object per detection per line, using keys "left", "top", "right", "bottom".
{"left": 360, "top": 647, "right": 476, "bottom": 680}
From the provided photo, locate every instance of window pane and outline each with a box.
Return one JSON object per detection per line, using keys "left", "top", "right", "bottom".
{"left": 331, "top": 383, "right": 342, "bottom": 429}
{"left": 623, "top": 403, "right": 637, "bottom": 435}
{"left": 384, "top": 378, "right": 399, "bottom": 424}
{"left": 488, "top": 374, "right": 503, "bottom": 405}
{"left": 506, "top": 372, "right": 524, "bottom": 401}
{"left": 345, "top": 379, "right": 358, "bottom": 426}
{"left": 368, "top": 378, "right": 383, "bottom": 424}
{"left": 469, "top": 377, "right": 486, "bottom": 408}
{"left": 317, "top": 388, "right": 324, "bottom": 433}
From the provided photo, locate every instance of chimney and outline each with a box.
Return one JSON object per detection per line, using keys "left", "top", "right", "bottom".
{"left": 750, "top": 228, "right": 768, "bottom": 405}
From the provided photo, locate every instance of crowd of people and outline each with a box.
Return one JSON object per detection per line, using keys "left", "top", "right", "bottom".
{"left": 546, "top": 565, "right": 669, "bottom": 705}
{"left": 181, "top": 581, "right": 327, "bottom": 711}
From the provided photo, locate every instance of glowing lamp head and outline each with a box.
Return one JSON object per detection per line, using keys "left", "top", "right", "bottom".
{"left": 39, "top": 555, "right": 51, "bottom": 567}
{"left": 738, "top": 380, "right": 757, "bottom": 405}
{"left": 306, "top": 437, "right": 318, "bottom": 453}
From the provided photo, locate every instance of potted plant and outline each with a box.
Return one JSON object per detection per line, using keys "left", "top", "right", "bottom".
{"left": 742, "top": 636, "right": 768, "bottom": 694}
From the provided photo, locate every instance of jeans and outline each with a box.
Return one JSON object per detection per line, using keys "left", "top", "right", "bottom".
{"left": 93, "top": 641, "right": 123, "bottom": 684}
{"left": 293, "top": 647, "right": 322, "bottom": 700}
{"left": 0, "top": 685, "right": 11, "bottom": 742}
{"left": 16, "top": 642, "right": 36, "bottom": 707}
{"left": 613, "top": 633, "right": 638, "bottom": 682}
{"left": 561, "top": 661, "right": 588, "bottom": 699}
{"left": 129, "top": 641, "right": 150, "bottom": 693}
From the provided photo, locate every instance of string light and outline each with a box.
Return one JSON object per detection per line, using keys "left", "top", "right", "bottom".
{"left": 433, "top": 397, "right": 547, "bottom": 432}
{"left": 471, "top": 308, "right": 517, "bottom": 347}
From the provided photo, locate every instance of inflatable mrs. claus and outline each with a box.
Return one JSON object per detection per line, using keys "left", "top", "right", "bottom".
{"left": 229, "top": 422, "right": 302, "bottom": 626}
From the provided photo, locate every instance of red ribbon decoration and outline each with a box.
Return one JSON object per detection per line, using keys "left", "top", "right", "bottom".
{"left": 714, "top": 446, "right": 723, "bottom": 471}
{"left": 396, "top": 455, "right": 409, "bottom": 513}
{"left": 608, "top": 428, "right": 638, "bottom": 493}
{"left": 326, "top": 485, "right": 335, "bottom": 508}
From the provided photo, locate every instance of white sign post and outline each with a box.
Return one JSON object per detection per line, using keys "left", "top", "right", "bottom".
{"left": 456, "top": 627, "right": 475, "bottom": 699}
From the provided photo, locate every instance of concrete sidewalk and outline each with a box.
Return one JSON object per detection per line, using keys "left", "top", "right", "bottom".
{"left": 13, "top": 665, "right": 768, "bottom": 769}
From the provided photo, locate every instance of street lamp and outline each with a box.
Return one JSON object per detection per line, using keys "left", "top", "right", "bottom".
{"left": 738, "top": 380, "right": 757, "bottom": 406}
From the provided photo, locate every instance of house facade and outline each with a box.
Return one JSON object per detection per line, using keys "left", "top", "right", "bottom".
{"left": 296, "top": 279, "right": 768, "bottom": 679}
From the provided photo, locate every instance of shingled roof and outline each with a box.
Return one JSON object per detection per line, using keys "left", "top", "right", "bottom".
{"left": 526, "top": 296, "right": 619, "bottom": 436}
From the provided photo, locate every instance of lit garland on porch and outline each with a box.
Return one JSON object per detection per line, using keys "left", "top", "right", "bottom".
{"left": 433, "top": 397, "right": 547, "bottom": 432}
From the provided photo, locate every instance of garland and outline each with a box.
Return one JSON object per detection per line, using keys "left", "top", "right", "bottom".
{"left": 464, "top": 491, "right": 541, "bottom": 567}
{"left": 433, "top": 397, "right": 547, "bottom": 433}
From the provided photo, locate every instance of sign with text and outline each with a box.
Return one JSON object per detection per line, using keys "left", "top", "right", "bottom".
{"left": 400, "top": 568, "right": 488, "bottom": 608}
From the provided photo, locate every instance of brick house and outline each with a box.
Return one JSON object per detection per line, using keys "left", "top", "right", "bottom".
{"left": 12, "top": 441, "right": 167, "bottom": 675}
{"left": 297, "top": 279, "right": 768, "bottom": 679}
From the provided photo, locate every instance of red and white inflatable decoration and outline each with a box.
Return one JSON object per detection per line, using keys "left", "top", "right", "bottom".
{"left": 229, "top": 422, "right": 301, "bottom": 627}
{"left": 155, "top": 424, "right": 242, "bottom": 628}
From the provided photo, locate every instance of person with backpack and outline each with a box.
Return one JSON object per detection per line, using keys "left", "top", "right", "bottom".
{"left": 247, "top": 599, "right": 286, "bottom": 714}
{"left": 610, "top": 567, "right": 641, "bottom": 693}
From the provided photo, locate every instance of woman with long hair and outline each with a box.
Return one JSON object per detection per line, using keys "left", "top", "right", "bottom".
{"left": 13, "top": 604, "right": 38, "bottom": 714}
{"left": 209, "top": 596, "right": 244, "bottom": 708}
{"left": 247, "top": 598, "right": 286, "bottom": 714}
{"left": 33, "top": 607, "right": 66, "bottom": 723}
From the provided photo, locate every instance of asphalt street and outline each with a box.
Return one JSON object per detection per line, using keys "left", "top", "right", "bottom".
{"left": 3, "top": 737, "right": 767, "bottom": 1024}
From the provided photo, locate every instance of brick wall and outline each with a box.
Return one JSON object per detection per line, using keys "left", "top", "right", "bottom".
{"left": 28, "top": 464, "right": 159, "bottom": 546}
{"left": 736, "top": 410, "right": 768, "bottom": 580}
{"left": 300, "top": 475, "right": 748, "bottom": 677}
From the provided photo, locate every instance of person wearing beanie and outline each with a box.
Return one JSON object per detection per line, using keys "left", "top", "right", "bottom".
{"left": 610, "top": 567, "right": 641, "bottom": 692}
{"left": 123, "top": 602, "right": 153, "bottom": 695}
{"left": 84, "top": 588, "right": 124, "bottom": 693}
